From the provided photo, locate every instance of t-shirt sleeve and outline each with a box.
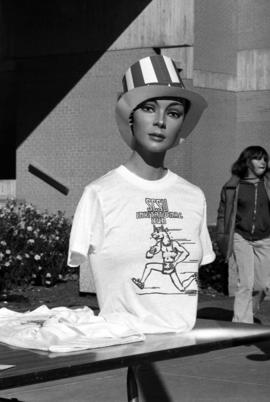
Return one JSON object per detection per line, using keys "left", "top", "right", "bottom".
{"left": 67, "top": 186, "right": 104, "bottom": 267}
{"left": 199, "top": 197, "right": 215, "bottom": 266}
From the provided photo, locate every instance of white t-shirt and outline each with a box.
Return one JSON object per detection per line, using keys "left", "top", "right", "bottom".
{"left": 68, "top": 166, "right": 215, "bottom": 334}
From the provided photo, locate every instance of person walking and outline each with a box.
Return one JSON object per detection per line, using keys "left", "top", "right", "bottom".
{"left": 217, "top": 145, "right": 270, "bottom": 323}
{"left": 68, "top": 54, "right": 215, "bottom": 334}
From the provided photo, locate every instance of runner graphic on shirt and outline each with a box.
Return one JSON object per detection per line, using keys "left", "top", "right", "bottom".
{"left": 132, "top": 224, "right": 197, "bottom": 293}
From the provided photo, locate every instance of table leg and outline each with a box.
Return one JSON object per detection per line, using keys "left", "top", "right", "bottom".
{"left": 127, "top": 365, "right": 139, "bottom": 402}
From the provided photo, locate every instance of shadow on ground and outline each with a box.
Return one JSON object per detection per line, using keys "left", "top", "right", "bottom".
{"left": 197, "top": 307, "right": 233, "bottom": 321}
{"left": 197, "top": 306, "right": 263, "bottom": 325}
{"left": 136, "top": 363, "right": 172, "bottom": 402}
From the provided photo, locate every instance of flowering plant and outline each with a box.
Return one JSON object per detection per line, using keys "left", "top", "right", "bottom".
{"left": 0, "top": 199, "right": 72, "bottom": 291}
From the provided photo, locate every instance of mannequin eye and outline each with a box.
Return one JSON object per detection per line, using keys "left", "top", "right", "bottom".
{"left": 140, "top": 103, "right": 155, "bottom": 113}
{"left": 167, "top": 110, "right": 183, "bottom": 119}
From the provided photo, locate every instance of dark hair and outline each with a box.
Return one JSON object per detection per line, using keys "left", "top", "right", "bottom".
{"left": 231, "top": 146, "right": 269, "bottom": 178}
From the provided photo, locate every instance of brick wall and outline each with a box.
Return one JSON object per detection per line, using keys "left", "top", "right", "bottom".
{"left": 16, "top": 49, "right": 156, "bottom": 217}
{"left": 14, "top": 0, "right": 270, "bottom": 225}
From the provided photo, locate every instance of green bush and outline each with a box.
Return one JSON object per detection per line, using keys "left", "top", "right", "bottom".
{"left": 0, "top": 199, "right": 72, "bottom": 291}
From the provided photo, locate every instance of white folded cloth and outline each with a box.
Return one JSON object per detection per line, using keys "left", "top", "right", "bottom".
{"left": 0, "top": 305, "right": 145, "bottom": 352}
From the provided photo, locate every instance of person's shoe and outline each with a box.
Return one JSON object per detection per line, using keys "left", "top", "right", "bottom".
{"left": 254, "top": 315, "right": 262, "bottom": 325}
{"left": 132, "top": 278, "right": 144, "bottom": 289}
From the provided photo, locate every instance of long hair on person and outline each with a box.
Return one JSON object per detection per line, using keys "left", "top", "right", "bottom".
{"left": 231, "top": 145, "right": 269, "bottom": 178}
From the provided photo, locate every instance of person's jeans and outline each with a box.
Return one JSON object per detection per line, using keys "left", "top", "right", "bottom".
{"left": 232, "top": 232, "right": 270, "bottom": 323}
{"left": 228, "top": 254, "right": 238, "bottom": 297}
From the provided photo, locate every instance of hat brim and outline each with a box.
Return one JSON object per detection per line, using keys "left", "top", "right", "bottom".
{"left": 115, "top": 85, "right": 207, "bottom": 149}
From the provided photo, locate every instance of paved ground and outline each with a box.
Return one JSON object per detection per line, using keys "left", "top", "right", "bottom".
{"left": 198, "top": 292, "right": 270, "bottom": 326}
{"left": 1, "top": 342, "right": 270, "bottom": 402}
{"left": 2, "top": 279, "right": 270, "bottom": 326}
{"left": 1, "top": 293, "right": 270, "bottom": 401}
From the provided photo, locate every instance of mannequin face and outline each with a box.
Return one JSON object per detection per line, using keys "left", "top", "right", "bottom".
{"left": 132, "top": 98, "right": 185, "bottom": 154}
{"left": 247, "top": 156, "right": 267, "bottom": 178}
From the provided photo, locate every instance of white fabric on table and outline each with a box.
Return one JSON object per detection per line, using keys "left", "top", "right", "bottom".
{"left": 0, "top": 305, "right": 144, "bottom": 352}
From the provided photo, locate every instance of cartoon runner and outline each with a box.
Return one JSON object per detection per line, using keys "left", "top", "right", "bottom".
{"left": 132, "top": 225, "right": 197, "bottom": 292}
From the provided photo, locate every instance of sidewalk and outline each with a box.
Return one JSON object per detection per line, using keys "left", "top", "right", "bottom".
{"left": 1, "top": 295, "right": 270, "bottom": 401}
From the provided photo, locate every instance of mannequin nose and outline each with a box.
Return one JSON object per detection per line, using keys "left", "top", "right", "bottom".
{"left": 154, "top": 112, "right": 166, "bottom": 128}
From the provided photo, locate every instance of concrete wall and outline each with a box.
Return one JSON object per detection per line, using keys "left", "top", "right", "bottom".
{"left": 193, "top": 0, "right": 270, "bottom": 222}
{"left": 190, "top": 89, "right": 237, "bottom": 224}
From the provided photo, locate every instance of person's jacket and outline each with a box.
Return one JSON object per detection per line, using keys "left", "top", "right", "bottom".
{"left": 216, "top": 171, "right": 270, "bottom": 261}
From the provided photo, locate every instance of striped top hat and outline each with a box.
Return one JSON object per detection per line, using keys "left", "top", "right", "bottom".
{"left": 115, "top": 55, "right": 207, "bottom": 149}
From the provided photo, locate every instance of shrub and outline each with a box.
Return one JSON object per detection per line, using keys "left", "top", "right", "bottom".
{"left": 0, "top": 201, "right": 228, "bottom": 295}
{"left": 199, "top": 225, "right": 228, "bottom": 295}
{"left": 0, "top": 199, "right": 72, "bottom": 291}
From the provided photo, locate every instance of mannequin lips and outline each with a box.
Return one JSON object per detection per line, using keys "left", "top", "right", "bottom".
{"left": 149, "top": 132, "right": 166, "bottom": 141}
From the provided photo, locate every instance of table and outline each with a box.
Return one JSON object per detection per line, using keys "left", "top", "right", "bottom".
{"left": 1, "top": 319, "right": 270, "bottom": 401}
